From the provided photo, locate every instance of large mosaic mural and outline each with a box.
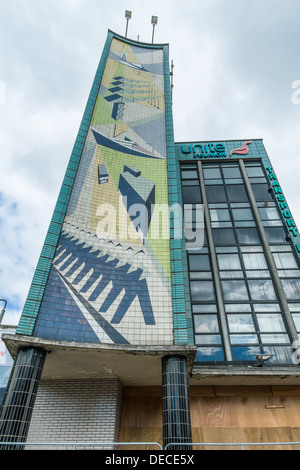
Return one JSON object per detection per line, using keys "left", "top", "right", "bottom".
{"left": 33, "top": 38, "right": 173, "bottom": 346}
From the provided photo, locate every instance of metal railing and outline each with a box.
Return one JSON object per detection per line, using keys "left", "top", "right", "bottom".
{"left": 165, "top": 441, "right": 300, "bottom": 450}
{"left": 1, "top": 440, "right": 300, "bottom": 450}
{"left": 0, "top": 441, "right": 163, "bottom": 450}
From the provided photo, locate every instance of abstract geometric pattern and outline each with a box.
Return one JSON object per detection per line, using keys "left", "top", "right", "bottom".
{"left": 32, "top": 37, "right": 173, "bottom": 346}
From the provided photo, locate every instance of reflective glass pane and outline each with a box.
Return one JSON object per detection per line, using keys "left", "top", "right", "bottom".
{"left": 196, "top": 347, "right": 225, "bottom": 362}
{"left": 210, "top": 208, "right": 231, "bottom": 222}
{"left": 262, "top": 346, "right": 294, "bottom": 364}
{"left": 230, "top": 334, "right": 258, "bottom": 345}
{"left": 192, "top": 304, "right": 218, "bottom": 314}
{"left": 292, "top": 313, "right": 300, "bottom": 330}
{"left": 226, "top": 185, "right": 249, "bottom": 202}
{"left": 273, "top": 252, "right": 298, "bottom": 270}
{"left": 181, "top": 170, "right": 198, "bottom": 179}
{"left": 265, "top": 227, "right": 287, "bottom": 244}
{"left": 242, "top": 252, "right": 268, "bottom": 270}
{"left": 190, "top": 281, "right": 215, "bottom": 301}
{"left": 221, "top": 280, "right": 249, "bottom": 301}
{"left": 206, "top": 185, "right": 226, "bottom": 203}
{"left": 253, "top": 303, "right": 281, "bottom": 312}
{"left": 213, "top": 228, "right": 236, "bottom": 245}
{"left": 203, "top": 168, "right": 221, "bottom": 179}
{"left": 222, "top": 166, "right": 241, "bottom": 178}
{"left": 248, "top": 280, "right": 277, "bottom": 301}
{"left": 232, "top": 208, "right": 254, "bottom": 221}
{"left": 256, "top": 314, "right": 286, "bottom": 332}
{"left": 259, "top": 207, "right": 280, "bottom": 220}
{"left": 231, "top": 346, "right": 261, "bottom": 362}
{"left": 251, "top": 184, "right": 273, "bottom": 201}
{"left": 217, "top": 254, "right": 241, "bottom": 270}
{"left": 236, "top": 228, "right": 260, "bottom": 244}
{"left": 194, "top": 315, "right": 219, "bottom": 333}
{"left": 195, "top": 334, "right": 222, "bottom": 345}
{"left": 225, "top": 304, "right": 252, "bottom": 313}
{"left": 182, "top": 186, "right": 202, "bottom": 203}
{"left": 227, "top": 314, "right": 255, "bottom": 332}
{"left": 246, "top": 166, "right": 264, "bottom": 177}
{"left": 260, "top": 334, "right": 290, "bottom": 344}
{"left": 189, "top": 254, "right": 211, "bottom": 271}
{"left": 282, "top": 279, "right": 300, "bottom": 300}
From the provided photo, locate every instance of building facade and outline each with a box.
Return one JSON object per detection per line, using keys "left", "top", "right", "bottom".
{"left": 1, "top": 30, "right": 300, "bottom": 450}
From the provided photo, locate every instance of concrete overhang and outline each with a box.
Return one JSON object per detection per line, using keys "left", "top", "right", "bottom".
{"left": 2, "top": 334, "right": 196, "bottom": 386}
{"left": 4, "top": 334, "right": 300, "bottom": 386}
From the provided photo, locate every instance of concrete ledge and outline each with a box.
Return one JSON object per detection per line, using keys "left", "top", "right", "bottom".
{"left": 2, "top": 334, "right": 196, "bottom": 386}
{"left": 191, "top": 365, "right": 300, "bottom": 386}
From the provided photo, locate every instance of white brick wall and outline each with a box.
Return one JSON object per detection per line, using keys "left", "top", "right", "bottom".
{"left": 26, "top": 378, "right": 123, "bottom": 450}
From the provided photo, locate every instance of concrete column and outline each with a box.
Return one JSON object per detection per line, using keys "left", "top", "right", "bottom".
{"left": 162, "top": 355, "right": 192, "bottom": 450}
{"left": 0, "top": 346, "right": 46, "bottom": 449}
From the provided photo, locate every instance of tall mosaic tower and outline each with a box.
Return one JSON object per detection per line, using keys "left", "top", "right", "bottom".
{"left": 0, "top": 30, "right": 193, "bottom": 450}
{"left": 1, "top": 29, "right": 300, "bottom": 451}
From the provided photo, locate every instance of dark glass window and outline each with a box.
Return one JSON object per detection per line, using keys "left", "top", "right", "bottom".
{"left": 235, "top": 228, "right": 261, "bottom": 244}
{"left": 213, "top": 228, "right": 236, "bottom": 245}
{"left": 206, "top": 185, "right": 226, "bottom": 203}
{"left": 226, "top": 185, "right": 249, "bottom": 202}
{"left": 251, "top": 184, "right": 273, "bottom": 201}
{"left": 265, "top": 227, "right": 288, "bottom": 244}
{"left": 189, "top": 254, "right": 211, "bottom": 271}
{"left": 181, "top": 169, "right": 198, "bottom": 179}
{"left": 182, "top": 186, "right": 202, "bottom": 204}
{"left": 190, "top": 281, "right": 215, "bottom": 301}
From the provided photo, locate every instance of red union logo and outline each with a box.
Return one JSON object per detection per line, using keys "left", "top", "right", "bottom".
{"left": 230, "top": 141, "right": 252, "bottom": 156}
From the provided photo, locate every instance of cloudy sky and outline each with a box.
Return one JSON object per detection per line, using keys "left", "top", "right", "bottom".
{"left": 0, "top": 0, "right": 299, "bottom": 325}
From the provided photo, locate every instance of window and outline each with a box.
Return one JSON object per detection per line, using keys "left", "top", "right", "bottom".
{"left": 213, "top": 228, "right": 236, "bottom": 245}
{"left": 248, "top": 279, "right": 277, "bottom": 301}
{"left": 265, "top": 227, "right": 288, "bottom": 244}
{"left": 227, "top": 313, "right": 255, "bottom": 333}
{"left": 182, "top": 186, "right": 202, "bottom": 204}
{"left": 231, "top": 203, "right": 255, "bottom": 228}
{"left": 290, "top": 303, "right": 300, "bottom": 333}
{"left": 203, "top": 167, "right": 222, "bottom": 180}
{"left": 242, "top": 252, "right": 268, "bottom": 270}
{"left": 194, "top": 315, "right": 219, "bottom": 333}
{"left": 181, "top": 169, "right": 198, "bottom": 179}
{"left": 236, "top": 228, "right": 261, "bottom": 244}
{"left": 258, "top": 205, "right": 282, "bottom": 227}
{"left": 190, "top": 281, "right": 215, "bottom": 301}
{"left": 226, "top": 185, "right": 249, "bottom": 202}
{"left": 209, "top": 207, "right": 231, "bottom": 228}
{"left": 256, "top": 313, "right": 286, "bottom": 332}
{"left": 221, "top": 280, "right": 249, "bottom": 301}
{"left": 206, "top": 185, "right": 226, "bottom": 203}
{"left": 251, "top": 184, "right": 273, "bottom": 202}
{"left": 281, "top": 279, "right": 300, "bottom": 300}
{"left": 246, "top": 165, "right": 265, "bottom": 178}
{"left": 189, "top": 254, "right": 211, "bottom": 271}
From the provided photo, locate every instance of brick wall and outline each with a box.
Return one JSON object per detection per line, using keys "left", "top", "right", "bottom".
{"left": 26, "top": 378, "right": 123, "bottom": 450}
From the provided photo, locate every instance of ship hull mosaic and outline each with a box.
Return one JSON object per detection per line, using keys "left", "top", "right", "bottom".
{"left": 33, "top": 37, "right": 173, "bottom": 346}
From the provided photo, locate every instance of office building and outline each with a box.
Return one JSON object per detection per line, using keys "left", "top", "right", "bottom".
{"left": 1, "top": 29, "right": 300, "bottom": 450}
